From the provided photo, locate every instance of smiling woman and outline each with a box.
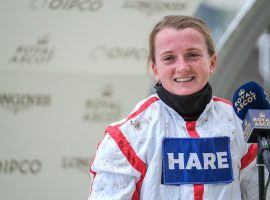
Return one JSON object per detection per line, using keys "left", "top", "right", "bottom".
{"left": 148, "top": 15, "right": 216, "bottom": 96}
{"left": 151, "top": 27, "right": 216, "bottom": 96}
{"left": 88, "top": 15, "right": 258, "bottom": 200}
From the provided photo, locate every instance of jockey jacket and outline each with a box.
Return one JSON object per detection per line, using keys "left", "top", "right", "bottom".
{"left": 89, "top": 94, "right": 258, "bottom": 200}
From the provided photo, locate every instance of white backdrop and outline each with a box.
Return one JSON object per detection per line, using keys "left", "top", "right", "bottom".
{"left": 0, "top": 0, "right": 201, "bottom": 199}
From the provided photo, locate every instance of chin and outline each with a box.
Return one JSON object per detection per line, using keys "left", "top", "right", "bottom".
{"left": 171, "top": 83, "right": 200, "bottom": 96}
{"left": 174, "top": 89, "right": 198, "bottom": 96}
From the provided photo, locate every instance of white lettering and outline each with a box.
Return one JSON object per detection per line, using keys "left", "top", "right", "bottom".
{"left": 186, "top": 153, "right": 202, "bottom": 170}
{"left": 167, "top": 152, "right": 230, "bottom": 170}
{"left": 203, "top": 153, "right": 216, "bottom": 169}
{"left": 217, "top": 152, "right": 229, "bottom": 168}
{"left": 235, "top": 94, "right": 256, "bottom": 112}
{"left": 167, "top": 153, "right": 184, "bottom": 170}
{"left": 237, "top": 98, "right": 242, "bottom": 104}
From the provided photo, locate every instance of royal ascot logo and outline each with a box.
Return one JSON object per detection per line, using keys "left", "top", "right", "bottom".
{"left": 61, "top": 156, "right": 93, "bottom": 175}
{"left": 83, "top": 85, "right": 122, "bottom": 122}
{"left": 234, "top": 90, "right": 256, "bottom": 113}
{"left": 122, "top": 0, "right": 186, "bottom": 15}
{"left": 90, "top": 45, "right": 148, "bottom": 61}
{"left": 253, "top": 112, "right": 270, "bottom": 127}
{"left": 9, "top": 35, "right": 55, "bottom": 65}
{"left": 0, "top": 159, "right": 42, "bottom": 175}
{"left": 30, "top": 0, "right": 103, "bottom": 12}
{"left": 0, "top": 93, "right": 51, "bottom": 113}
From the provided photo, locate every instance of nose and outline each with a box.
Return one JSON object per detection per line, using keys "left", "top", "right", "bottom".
{"left": 175, "top": 57, "right": 190, "bottom": 72}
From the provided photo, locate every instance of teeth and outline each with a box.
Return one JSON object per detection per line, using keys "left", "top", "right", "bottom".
{"left": 175, "top": 77, "right": 193, "bottom": 82}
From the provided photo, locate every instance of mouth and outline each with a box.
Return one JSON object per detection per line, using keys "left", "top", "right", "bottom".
{"left": 174, "top": 76, "right": 195, "bottom": 83}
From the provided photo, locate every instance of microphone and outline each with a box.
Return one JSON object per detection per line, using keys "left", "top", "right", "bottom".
{"left": 232, "top": 81, "right": 270, "bottom": 171}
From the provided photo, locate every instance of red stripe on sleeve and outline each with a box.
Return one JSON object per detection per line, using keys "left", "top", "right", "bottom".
{"left": 106, "top": 126, "right": 146, "bottom": 200}
{"left": 240, "top": 144, "right": 258, "bottom": 170}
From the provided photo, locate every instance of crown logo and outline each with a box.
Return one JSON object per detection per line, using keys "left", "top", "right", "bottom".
{"left": 37, "top": 35, "right": 50, "bottom": 45}
{"left": 101, "top": 85, "right": 112, "bottom": 98}
{"left": 259, "top": 112, "right": 265, "bottom": 118}
{"left": 239, "top": 89, "right": 245, "bottom": 96}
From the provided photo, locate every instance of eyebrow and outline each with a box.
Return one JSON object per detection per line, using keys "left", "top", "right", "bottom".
{"left": 186, "top": 48, "right": 201, "bottom": 51}
{"left": 159, "top": 50, "right": 174, "bottom": 55}
{"left": 160, "top": 48, "right": 201, "bottom": 55}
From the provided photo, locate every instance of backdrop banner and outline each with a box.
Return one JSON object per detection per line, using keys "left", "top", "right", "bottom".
{"left": 0, "top": 0, "right": 201, "bottom": 199}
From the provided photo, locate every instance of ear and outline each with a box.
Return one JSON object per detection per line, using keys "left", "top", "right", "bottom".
{"left": 151, "top": 63, "right": 159, "bottom": 81}
{"left": 209, "top": 53, "right": 217, "bottom": 74}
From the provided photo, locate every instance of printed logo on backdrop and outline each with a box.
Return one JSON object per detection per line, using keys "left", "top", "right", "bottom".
{"left": 30, "top": 0, "right": 103, "bottom": 12}
{"left": 122, "top": 0, "right": 187, "bottom": 15}
{"left": 83, "top": 85, "right": 122, "bottom": 122}
{"left": 9, "top": 35, "right": 55, "bottom": 65}
{"left": 61, "top": 156, "right": 93, "bottom": 175}
{"left": 0, "top": 159, "right": 42, "bottom": 175}
{"left": 90, "top": 46, "right": 148, "bottom": 61}
{"left": 0, "top": 93, "right": 51, "bottom": 114}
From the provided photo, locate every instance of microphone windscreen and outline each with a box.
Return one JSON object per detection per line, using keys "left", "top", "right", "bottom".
{"left": 232, "top": 81, "right": 270, "bottom": 120}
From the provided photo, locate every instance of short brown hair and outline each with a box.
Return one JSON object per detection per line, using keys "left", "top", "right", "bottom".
{"left": 148, "top": 15, "right": 215, "bottom": 65}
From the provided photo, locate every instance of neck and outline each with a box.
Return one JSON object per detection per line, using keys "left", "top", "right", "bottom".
{"left": 156, "top": 83, "right": 212, "bottom": 121}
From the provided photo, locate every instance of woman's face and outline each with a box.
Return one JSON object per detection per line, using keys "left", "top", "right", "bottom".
{"left": 152, "top": 27, "right": 216, "bottom": 96}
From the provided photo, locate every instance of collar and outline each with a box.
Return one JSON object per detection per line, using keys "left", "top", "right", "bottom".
{"left": 156, "top": 83, "right": 212, "bottom": 122}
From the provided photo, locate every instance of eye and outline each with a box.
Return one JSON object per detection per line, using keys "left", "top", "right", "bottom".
{"left": 187, "top": 52, "right": 199, "bottom": 58}
{"left": 162, "top": 56, "right": 175, "bottom": 62}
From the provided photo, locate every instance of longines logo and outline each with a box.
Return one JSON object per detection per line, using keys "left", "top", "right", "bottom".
{"left": 0, "top": 159, "right": 42, "bottom": 175}
{"left": 122, "top": 0, "right": 186, "bottom": 15}
{"left": 90, "top": 45, "right": 148, "bottom": 61}
{"left": 0, "top": 93, "right": 51, "bottom": 113}
{"left": 9, "top": 35, "right": 55, "bottom": 65}
{"left": 30, "top": 0, "right": 103, "bottom": 12}
{"left": 61, "top": 156, "right": 93, "bottom": 175}
{"left": 83, "top": 85, "right": 122, "bottom": 122}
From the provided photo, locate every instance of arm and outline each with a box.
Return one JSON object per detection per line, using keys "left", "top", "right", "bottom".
{"left": 88, "top": 133, "right": 141, "bottom": 200}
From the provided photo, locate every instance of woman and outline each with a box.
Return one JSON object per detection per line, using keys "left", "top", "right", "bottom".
{"left": 89, "top": 15, "right": 257, "bottom": 200}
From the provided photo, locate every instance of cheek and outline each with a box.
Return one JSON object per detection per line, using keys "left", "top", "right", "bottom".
{"left": 159, "top": 67, "right": 174, "bottom": 79}
{"left": 199, "top": 69, "right": 212, "bottom": 82}
{"left": 196, "top": 62, "right": 211, "bottom": 77}
{"left": 155, "top": 64, "right": 167, "bottom": 75}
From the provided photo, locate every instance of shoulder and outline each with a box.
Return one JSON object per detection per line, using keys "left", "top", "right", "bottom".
{"left": 103, "top": 94, "right": 162, "bottom": 155}
{"left": 210, "top": 96, "right": 237, "bottom": 120}
{"left": 212, "top": 96, "right": 233, "bottom": 112}
{"left": 96, "top": 95, "right": 161, "bottom": 167}
{"left": 213, "top": 96, "right": 232, "bottom": 106}
{"left": 109, "top": 94, "right": 161, "bottom": 128}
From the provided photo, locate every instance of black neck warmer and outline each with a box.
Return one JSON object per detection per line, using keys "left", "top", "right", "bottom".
{"left": 156, "top": 83, "right": 212, "bottom": 122}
